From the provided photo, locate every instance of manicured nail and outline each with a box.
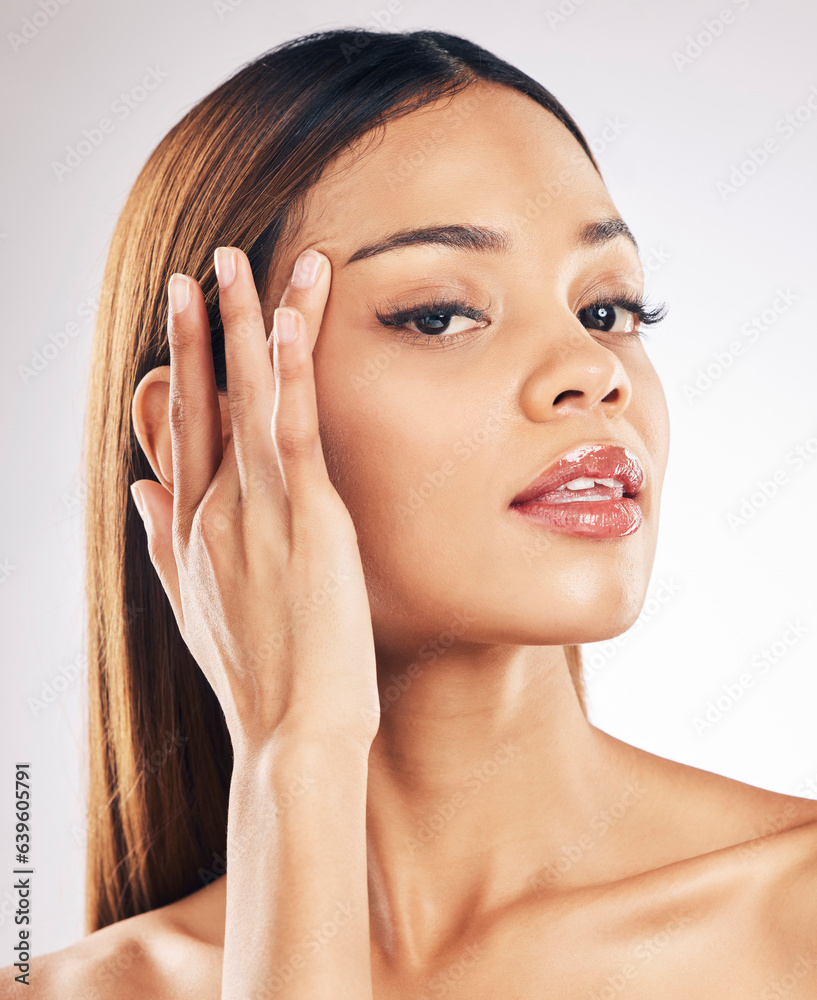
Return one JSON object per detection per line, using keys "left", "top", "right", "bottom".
{"left": 214, "top": 247, "right": 237, "bottom": 288}
{"left": 274, "top": 308, "right": 298, "bottom": 344}
{"left": 168, "top": 274, "right": 191, "bottom": 313}
{"left": 130, "top": 483, "right": 145, "bottom": 519}
{"left": 291, "top": 249, "right": 322, "bottom": 288}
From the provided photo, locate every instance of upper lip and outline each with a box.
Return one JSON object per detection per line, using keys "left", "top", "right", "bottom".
{"left": 510, "top": 442, "right": 645, "bottom": 505}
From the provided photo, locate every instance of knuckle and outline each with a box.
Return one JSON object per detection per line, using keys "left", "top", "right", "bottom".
{"left": 242, "top": 462, "right": 280, "bottom": 495}
{"left": 169, "top": 391, "right": 208, "bottom": 431}
{"left": 194, "top": 497, "right": 232, "bottom": 548}
{"left": 275, "top": 352, "right": 309, "bottom": 384}
{"left": 226, "top": 378, "right": 260, "bottom": 419}
{"left": 224, "top": 311, "right": 256, "bottom": 344}
{"left": 274, "top": 425, "right": 317, "bottom": 461}
{"left": 168, "top": 318, "right": 198, "bottom": 352}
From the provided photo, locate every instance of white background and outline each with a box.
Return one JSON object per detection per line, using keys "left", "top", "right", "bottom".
{"left": 1, "top": 0, "right": 815, "bottom": 958}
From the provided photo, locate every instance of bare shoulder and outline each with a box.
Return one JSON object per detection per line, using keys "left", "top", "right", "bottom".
{"left": 685, "top": 804, "right": 817, "bottom": 986}
{"left": 622, "top": 733, "right": 817, "bottom": 852}
{"left": 0, "top": 880, "right": 224, "bottom": 1000}
{"left": 626, "top": 743, "right": 817, "bottom": 961}
{"left": 0, "top": 914, "right": 163, "bottom": 1000}
{"left": 552, "top": 742, "right": 817, "bottom": 993}
{"left": 749, "top": 810, "right": 817, "bottom": 956}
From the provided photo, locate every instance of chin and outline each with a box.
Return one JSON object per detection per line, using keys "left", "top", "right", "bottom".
{"left": 495, "top": 613, "right": 644, "bottom": 648}
{"left": 480, "top": 559, "right": 653, "bottom": 646}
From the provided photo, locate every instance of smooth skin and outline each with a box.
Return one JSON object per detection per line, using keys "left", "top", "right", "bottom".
{"left": 7, "top": 80, "right": 817, "bottom": 998}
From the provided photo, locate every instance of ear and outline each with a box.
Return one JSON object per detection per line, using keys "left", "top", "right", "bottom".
{"left": 131, "top": 366, "right": 232, "bottom": 491}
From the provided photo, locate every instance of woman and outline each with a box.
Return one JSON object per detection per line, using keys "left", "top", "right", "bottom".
{"left": 9, "top": 26, "right": 817, "bottom": 999}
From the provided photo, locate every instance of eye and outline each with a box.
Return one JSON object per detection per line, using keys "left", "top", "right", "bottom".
{"left": 577, "top": 292, "right": 667, "bottom": 340}
{"left": 402, "top": 310, "right": 481, "bottom": 337}
{"left": 375, "top": 295, "right": 490, "bottom": 347}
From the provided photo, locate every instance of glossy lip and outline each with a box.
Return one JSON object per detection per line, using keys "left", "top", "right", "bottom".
{"left": 509, "top": 442, "right": 644, "bottom": 506}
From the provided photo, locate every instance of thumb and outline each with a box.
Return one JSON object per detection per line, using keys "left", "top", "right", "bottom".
{"left": 130, "top": 480, "right": 182, "bottom": 627}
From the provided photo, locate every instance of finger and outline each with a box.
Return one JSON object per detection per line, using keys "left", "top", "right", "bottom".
{"left": 270, "top": 305, "right": 333, "bottom": 516}
{"left": 261, "top": 248, "right": 331, "bottom": 514}
{"left": 264, "top": 249, "right": 330, "bottom": 478}
{"left": 130, "top": 480, "right": 183, "bottom": 627}
{"left": 275, "top": 249, "right": 331, "bottom": 353}
{"left": 267, "top": 248, "right": 333, "bottom": 500}
{"left": 215, "top": 246, "right": 276, "bottom": 487}
{"left": 167, "top": 273, "right": 223, "bottom": 539}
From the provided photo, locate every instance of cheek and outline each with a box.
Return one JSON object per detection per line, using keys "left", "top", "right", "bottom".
{"left": 312, "top": 332, "right": 499, "bottom": 625}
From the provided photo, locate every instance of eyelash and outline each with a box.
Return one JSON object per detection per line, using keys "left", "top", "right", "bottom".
{"left": 374, "top": 288, "right": 668, "bottom": 348}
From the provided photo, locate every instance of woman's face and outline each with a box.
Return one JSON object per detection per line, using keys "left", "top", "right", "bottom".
{"left": 265, "top": 80, "right": 670, "bottom": 656}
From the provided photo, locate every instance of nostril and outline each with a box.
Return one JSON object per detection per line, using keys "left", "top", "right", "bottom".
{"left": 552, "top": 389, "right": 584, "bottom": 405}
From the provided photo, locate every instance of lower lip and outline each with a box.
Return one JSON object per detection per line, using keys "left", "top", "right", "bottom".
{"left": 509, "top": 497, "right": 643, "bottom": 538}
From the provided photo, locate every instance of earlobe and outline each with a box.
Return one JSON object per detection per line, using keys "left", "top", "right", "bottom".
{"left": 132, "top": 366, "right": 175, "bottom": 492}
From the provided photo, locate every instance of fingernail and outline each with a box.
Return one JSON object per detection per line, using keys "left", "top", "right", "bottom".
{"left": 168, "top": 274, "right": 191, "bottom": 313}
{"left": 273, "top": 308, "right": 298, "bottom": 344}
{"left": 214, "top": 247, "right": 237, "bottom": 288}
{"left": 130, "top": 483, "right": 145, "bottom": 519}
{"left": 291, "top": 249, "right": 322, "bottom": 289}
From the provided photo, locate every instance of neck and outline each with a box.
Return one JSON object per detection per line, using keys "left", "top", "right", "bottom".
{"left": 365, "top": 642, "right": 650, "bottom": 966}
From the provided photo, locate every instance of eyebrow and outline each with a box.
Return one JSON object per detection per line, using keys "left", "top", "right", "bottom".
{"left": 342, "top": 216, "right": 639, "bottom": 266}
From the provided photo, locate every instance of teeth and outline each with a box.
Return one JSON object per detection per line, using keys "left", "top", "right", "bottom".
{"left": 560, "top": 476, "right": 624, "bottom": 491}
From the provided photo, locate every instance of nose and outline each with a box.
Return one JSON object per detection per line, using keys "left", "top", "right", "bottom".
{"left": 518, "top": 319, "right": 633, "bottom": 422}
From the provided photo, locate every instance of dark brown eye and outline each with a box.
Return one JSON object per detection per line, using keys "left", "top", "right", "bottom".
{"left": 411, "top": 311, "right": 455, "bottom": 335}
{"left": 578, "top": 302, "right": 635, "bottom": 334}
{"left": 376, "top": 295, "right": 490, "bottom": 344}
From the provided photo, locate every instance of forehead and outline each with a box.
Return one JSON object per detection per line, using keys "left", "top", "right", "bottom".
{"left": 272, "top": 80, "right": 625, "bottom": 286}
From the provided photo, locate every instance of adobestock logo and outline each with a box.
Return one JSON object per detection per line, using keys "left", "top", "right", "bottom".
{"left": 587, "top": 116, "right": 628, "bottom": 158}
{"left": 7, "top": 0, "right": 72, "bottom": 52}
{"left": 382, "top": 89, "right": 479, "bottom": 193}
{"left": 691, "top": 619, "right": 809, "bottom": 736}
{"left": 364, "top": 609, "right": 480, "bottom": 724}
{"left": 681, "top": 287, "right": 798, "bottom": 404}
{"left": 0, "top": 558, "right": 17, "bottom": 585}
{"left": 528, "top": 781, "right": 648, "bottom": 893}
{"left": 726, "top": 428, "right": 817, "bottom": 532}
{"left": 339, "top": 3, "right": 406, "bottom": 64}
{"left": 544, "top": 0, "right": 593, "bottom": 29}
{"left": 404, "top": 741, "right": 523, "bottom": 855}
{"left": 27, "top": 652, "right": 87, "bottom": 718}
{"left": 584, "top": 577, "right": 683, "bottom": 681}
{"left": 349, "top": 342, "right": 400, "bottom": 393}
{"left": 51, "top": 66, "right": 170, "bottom": 181}
{"left": 395, "top": 408, "right": 503, "bottom": 521}
{"left": 757, "top": 952, "right": 817, "bottom": 1000}
{"left": 18, "top": 295, "right": 98, "bottom": 386}
{"left": 586, "top": 913, "right": 693, "bottom": 1000}
{"left": 416, "top": 941, "right": 483, "bottom": 1000}
{"left": 717, "top": 84, "right": 817, "bottom": 202}
{"left": 671, "top": 0, "right": 752, "bottom": 73}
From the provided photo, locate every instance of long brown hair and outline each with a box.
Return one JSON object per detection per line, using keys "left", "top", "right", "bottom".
{"left": 82, "top": 27, "right": 598, "bottom": 933}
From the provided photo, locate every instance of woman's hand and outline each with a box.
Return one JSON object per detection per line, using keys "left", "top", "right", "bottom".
{"left": 130, "top": 246, "right": 380, "bottom": 757}
{"left": 133, "top": 247, "right": 377, "bottom": 999}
